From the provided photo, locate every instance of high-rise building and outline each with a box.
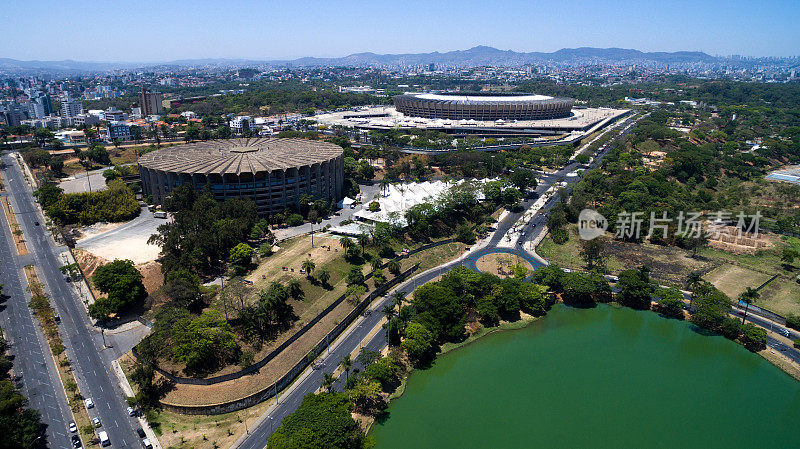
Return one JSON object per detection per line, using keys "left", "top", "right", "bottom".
{"left": 138, "top": 87, "right": 163, "bottom": 116}
{"left": 61, "top": 95, "right": 83, "bottom": 118}
{"left": 28, "top": 94, "right": 52, "bottom": 118}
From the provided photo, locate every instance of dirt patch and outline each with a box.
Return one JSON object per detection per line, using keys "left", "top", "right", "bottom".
{"left": 538, "top": 225, "right": 714, "bottom": 287}
{"left": 73, "top": 248, "right": 163, "bottom": 296}
{"left": 476, "top": 253, "right": 532, "bottom": 278}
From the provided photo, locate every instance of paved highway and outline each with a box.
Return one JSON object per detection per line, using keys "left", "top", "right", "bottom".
{"left": 2, "top": 153, "right": 141, "bottom": 449}
{"left": 0, "top": 159, "right": 74, "bottom": 447}
{"left": 234, "top": 113, "right": 643, "bottom": 449}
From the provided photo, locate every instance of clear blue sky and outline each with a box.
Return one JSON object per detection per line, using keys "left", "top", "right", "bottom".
{"left": 3, "top": 0, "right": 799, "bottom": 61}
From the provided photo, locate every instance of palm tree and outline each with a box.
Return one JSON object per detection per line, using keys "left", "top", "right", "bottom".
{"left": 387, "top": 259, "right": 401, "bottom": 275}
{"left": 382, "top": 305, "right": 396, "bottom": 346}
{"left": 379, "top": 178, "right": 391, "bottom": 197}
{"left": 685, "top": 270, "right": 703, "bottom": 311}
{"left": 317, "top": 268, "right": 331, "bottom": 286}
{"left": 357, "top": 233, "right": 370, "bottom": 249}
{"left": 390, "top": 291, "right": 406, "bottom": 309}
{"left": 739, "top": 287, "right": 760, "bottom": 324}
{"left": 301, "top": 258, "right": 315, "bottom": 277}
{"left": 339, "top": 355, "right": 352, "bottom": 384}
{"left": 287, "top": 279, "right": 303, "bottom": 299}
{"left": 370, "top": 256, "right": 382, "bottom": 271}
{"left": 321, "top": 373, "right": 335, "bottom": 393}
{"left": 340, "top": 237, "right": 355, "bottom": 255}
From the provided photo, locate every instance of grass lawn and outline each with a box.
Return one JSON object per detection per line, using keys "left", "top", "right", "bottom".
{"left": 704, "top": 264, "right": 773, "bottom": 299}
{"left": 754, "top": 277, "right": 800, "bottom": 317}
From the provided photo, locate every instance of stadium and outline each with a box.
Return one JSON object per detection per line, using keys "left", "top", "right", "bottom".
{"left": 138, "top": 138, "right": 344, "bottom": 215}
{"left": 393, "top": 92, "right": 575, "bottom": 121}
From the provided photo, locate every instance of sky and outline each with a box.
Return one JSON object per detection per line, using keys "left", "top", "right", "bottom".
{"left": 2, "top": 0, "right": 799, "bottom": 62}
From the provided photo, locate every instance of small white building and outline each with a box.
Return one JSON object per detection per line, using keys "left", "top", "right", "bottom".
{"left": 229, "top": 115, "right": 253, "bottom": 133}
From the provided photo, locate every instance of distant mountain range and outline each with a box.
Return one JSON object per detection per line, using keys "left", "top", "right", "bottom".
{"left": 0, "top": 46, "right": 789, "bottom": 75}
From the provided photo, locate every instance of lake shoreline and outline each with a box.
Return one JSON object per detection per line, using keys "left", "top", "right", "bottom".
{"left": 370, "top": 304, "right": 800, "bottom": 448}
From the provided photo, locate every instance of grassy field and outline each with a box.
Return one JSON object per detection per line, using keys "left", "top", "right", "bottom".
{"left": 536, "top": 225, "right": 800, "bottom": 316}
{"left": 704, "top": 265, "right": 773, "bottom": 299}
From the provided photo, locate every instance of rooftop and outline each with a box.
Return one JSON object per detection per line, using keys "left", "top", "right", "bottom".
{"left": 138, "top": 138, "right": 343, "bottom": 175}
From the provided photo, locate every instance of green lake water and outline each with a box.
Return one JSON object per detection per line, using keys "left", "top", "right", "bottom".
{"left": 371, "top": 304, "right": 800, "bottom": 448}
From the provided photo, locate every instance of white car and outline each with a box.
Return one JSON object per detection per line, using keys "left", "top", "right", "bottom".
{"left": 92, "top": 417, "right": 102, "bottom": 427}
{"left": 142, "top": 438, "right": 153, "bottom": 449}
{"left": 69, "top": 421, "right": 78, "bottom": 433}
{"left": 127, "top": 406, "right": 136, "bottom": 416}
{"left": 84, "top": 398, "right": 94, "bottom": 409}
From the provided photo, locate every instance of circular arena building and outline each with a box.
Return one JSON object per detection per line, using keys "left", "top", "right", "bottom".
{"left": 138, "top": 138, "right": 344, "bottom": 216}
{"left": 393, "top": 92, "right": 575, "bottom": 121}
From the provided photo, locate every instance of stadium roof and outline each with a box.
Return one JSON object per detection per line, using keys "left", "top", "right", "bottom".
{"left": 413, "top": 93, "right": 554, "bottom": 102}
{"left": 138, "top": 138, "right": 343, "bottom": 175}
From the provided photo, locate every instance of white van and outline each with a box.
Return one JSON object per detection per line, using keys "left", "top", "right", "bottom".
{"left": 98, "top": 431, "right": 110, "bottom": 447}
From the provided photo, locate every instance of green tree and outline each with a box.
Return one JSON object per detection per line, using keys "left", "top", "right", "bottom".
{"left": 579, "top": 237, "right": 605, "bottom": 270}
{"left": 346, "top": 266, "right": 364, "bottom": 286}
{"left": 738, "top": 287, "right": 760, "bottom": 324}
{"left": 89, "top": 259, "right": 146, "bottom": 319}
{"left": 228, "top": 243, "right": 254, "bottom": 275}
{"left": 317, "top": 268, "right": 331, "bottom": 287}
{"left": 685, "top": 270, "right": 703, "bottom": 311}
{"left": 402, "top": 321, "right": 435, "bottom": 365}
{"left": 387, "top": 259, "right": 401, "bottom": 275}
{"left": 740, "top": 323, "right": 767, "bottom": 351}
{"left": 267, "top": 392, "right": 365, "bottom": 449}
{"left": 340, "top": 237, "right": 355, "bottom": 256}
{"left": 617, "top": 266, "right": 654, "bottom": 310}
{"left": 781, "top": 247, "right": 798, "bottom": 269}
{"left": 49, "top": 156, "right": 64, "bottom": 174}
{"left": 302, "top": 259, "right": 316, "bottom": 278}
{"left": 172, "top": 310, "right": 239, "bottom": 375}
{"left": 321, "top": 373, "right": 336, "bottom": 393}
{"left": 339, "top": 354, "right": 352, "bottom": 384}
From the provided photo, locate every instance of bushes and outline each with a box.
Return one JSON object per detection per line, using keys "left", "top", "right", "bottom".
{"left": 786, "top": 314, "right": 800, "bottom": 331}
{"left": 36, "top": 179, "right": 140, "bottom": 226}
{"left": 172, "top": 310, "right": 240, "bottom": 375}
{"left": 267, "top": 392, "right": 366, "bottom": 449}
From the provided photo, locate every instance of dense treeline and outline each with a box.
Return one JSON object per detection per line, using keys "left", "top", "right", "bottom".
{"left": 561, "top": 108, "right": 800, "bottom": 240}
{"left": 147, "top": 185, "right": 258, "bottom": 275}
{"left": 169, "top": 87, "right": 383, "bottom": 116}
{"left": 35, "top": 180, "right": 140, "bottom": 226}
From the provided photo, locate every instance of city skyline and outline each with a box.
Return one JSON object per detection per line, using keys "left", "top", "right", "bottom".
{"left": 2, "top": 0, "right": 799, "bottom": 62}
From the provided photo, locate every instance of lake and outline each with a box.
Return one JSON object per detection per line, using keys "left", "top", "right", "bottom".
{"left": 371, "top": 304, "right": 800, "bottom": 448}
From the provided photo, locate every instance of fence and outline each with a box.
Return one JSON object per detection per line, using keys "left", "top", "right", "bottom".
{"left": 160, "top": 262, "right": 419, "bottom": 415}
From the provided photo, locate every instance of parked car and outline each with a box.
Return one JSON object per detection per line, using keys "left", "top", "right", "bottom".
{"left": 84, "top": 398, "right": 94, "bottom": 409}
{"left": 127, "top": 406, "right": 136, "bottom": 416}
{"left": 142, "top": 438, "right": 153, "bottom": 449}
{"left": 136, "top": 427, "right": 146, "bottom": 438}
{"left": 69, "top": 421, "right": 78, "bottom": 433}
{"left": 98, "top": 431, "right": 110, "bottom": 447}
{"left": 92, "top": 417, "right": 102, "bottom": 427}
{"left": 71, "top": 434, "right": 82, "bottom": 448}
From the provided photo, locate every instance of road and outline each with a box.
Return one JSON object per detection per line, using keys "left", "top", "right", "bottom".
{"left": 272, "top": 183, "right": 381, "bottom": 241}
{"left": 0, "top": 161, "right": 74, "bottom": 447}
{"left": 234, "top": 112, "right": 642, "bottom": 449}
{"left": 2, "top": 153, "right": 142, "bottom": 449}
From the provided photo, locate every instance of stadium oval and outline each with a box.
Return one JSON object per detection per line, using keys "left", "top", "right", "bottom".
{"left": 138, "top": 138, "right": 344, "bottom": 216}
{"left": 393, "top": 92, "right": 575, "bottom": 121}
